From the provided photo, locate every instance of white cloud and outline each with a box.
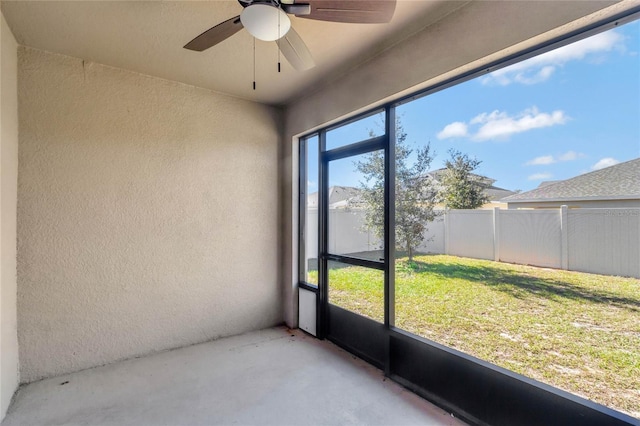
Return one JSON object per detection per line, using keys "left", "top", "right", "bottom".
{"left": 436, "top": 121, "right": 468, "bottom": 139}
{"left": 437, "top": 107, "right": 568, "bottom": 143}
{"left": 591, "top": 157, "right": 620, "bottom": 170}
{"left": 525, "top": 150, "right": 584, "bottom": 166}
{"left": 470, "top": 110, "right": 504, "bottom": 125}
{"left": 557, "top": 150, "right": 584, "bottom": 162}
{"left": 471, "top": 107, "right": 568, "bottom": 141}
{"left": 514, "top": 65, "right": 556, "bottom": 85}
{"left": 528, "top": 173, "right": 553, "bottom": 181}
{"left": 482, "top": 30, "right": 624, "bottom": 86}
{"left": 526, "top": 155, "right": 555, "bottom": 166}
{"left": 308, "top": 180, "right": 317, "bottom": 189}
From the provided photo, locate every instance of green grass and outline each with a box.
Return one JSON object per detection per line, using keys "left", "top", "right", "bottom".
{"left": 311, "top": 254, "right": 640, "bottom": 418}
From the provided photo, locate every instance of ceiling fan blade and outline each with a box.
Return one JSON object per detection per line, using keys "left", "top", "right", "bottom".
{"left": 184, "top": 16, "right": 243, "bottom": 51}
{"left": 294, "top": 0, "right": 396, "bottom": 23}
{"left": 278, "top": 27, "right": 315, "bottom": 71}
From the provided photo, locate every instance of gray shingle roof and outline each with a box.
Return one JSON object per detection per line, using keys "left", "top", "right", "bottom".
{"left": 307, "top": 186, "right": 363, "bottom": 208}
{"left": 503, "top": 158, "right": 640, "bottom": 203}
{"left": 428, "top": 169, "right": 514, "bottom": 201}
{"left": 486, "top": 187, "right": 518, "bottom": 201}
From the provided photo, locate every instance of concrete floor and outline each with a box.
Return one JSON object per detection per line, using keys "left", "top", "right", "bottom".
{"left": 2, "top": 327, "right": 466, "bottom": 426}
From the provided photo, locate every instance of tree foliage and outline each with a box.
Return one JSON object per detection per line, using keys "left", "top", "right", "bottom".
{"left": 354, "top": 120, "right": 440, "bottom": 261}
{"left": 439, "top": 149, "right": 489, "bottom": 210}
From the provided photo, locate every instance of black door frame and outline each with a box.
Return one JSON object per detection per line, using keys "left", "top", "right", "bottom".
{"left": 317, "top": 114, "right": 390, "bottom": 367}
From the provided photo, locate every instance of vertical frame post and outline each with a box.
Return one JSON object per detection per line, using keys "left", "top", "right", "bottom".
{"left": 384, "top": 106, "right": 396, "bottom": 376}
{"left": 317, "top": 131, "right": 328, "bottom": 339}
{"left": 493, "top": 206, "right": 500, "bottom": 262}
{"left": 298, "top": 138, "right": 307, "bottom": 285}
{"left": 384, "top": 106, "right": 396, "bottom": 329}
{"left": 560, "top": 205, "right": 568, "bottom": 270}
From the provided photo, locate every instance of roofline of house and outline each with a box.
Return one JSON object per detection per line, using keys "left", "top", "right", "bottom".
{"left": 504, "top": 195, "right": 640, "bottom": 204}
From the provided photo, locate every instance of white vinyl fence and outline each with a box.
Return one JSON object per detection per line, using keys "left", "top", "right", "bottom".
{"left": 445, "top": 210, "right": 494, "bottom": 260}
{"left": 307, "top": 207, "right": 640, "bottom": 278}
{"left": 567, "top": 208, "right": 640, "bottom": 278}
{"left": 496, "top": 209, "right": 562, "bottom": 269}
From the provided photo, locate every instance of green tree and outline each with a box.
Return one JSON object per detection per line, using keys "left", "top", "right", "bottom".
{"left": 439, "top": 149, "right": 489, "bottom": 209}
{"left": 354, "top": 120, "right": 440, "bottom": 261}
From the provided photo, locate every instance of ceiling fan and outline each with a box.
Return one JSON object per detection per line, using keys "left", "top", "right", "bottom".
{"left": 184, "top": 0, "right": 397, "bottom": 71}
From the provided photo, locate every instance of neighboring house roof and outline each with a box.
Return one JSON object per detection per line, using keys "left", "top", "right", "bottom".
{"left": 428, "top": 169, "right": 516, "bottom": 202}
{"left": 307, "top": 186, "right": 362, "bottom": 209}
{"left": 429, "top": 168, "right": 496, "bottom": 187}
{"left": 537, "top": 180, "right": 560, "bottom": 188}
{"left": 308, "top": 171, "right": 517, "bottom": 208}
{"left": 503, "top": 157, "right": 640, "bottom": 203}
{"left": 485, "top": 187, "right": 518, "bottom": 202}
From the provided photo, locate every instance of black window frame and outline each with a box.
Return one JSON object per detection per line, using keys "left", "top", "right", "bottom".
{"left": 297, "top": 133, "right": 319, "bottom": 292}
{"left": 297, "top": 8, "right": 640, "bottom": 425}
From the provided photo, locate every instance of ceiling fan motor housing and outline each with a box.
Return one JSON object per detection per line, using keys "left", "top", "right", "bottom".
{"left": 240, "top": 3, "right": 292, "bottom": 41}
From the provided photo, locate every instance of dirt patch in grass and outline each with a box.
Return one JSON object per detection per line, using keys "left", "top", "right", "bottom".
{"left": 319, "top": 255, "right": 640, "bottom": 418}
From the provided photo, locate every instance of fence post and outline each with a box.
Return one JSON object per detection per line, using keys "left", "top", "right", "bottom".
{"left": 444, "top": 209, "right": 449, "bottom": 255}
{"left": 560, "top": 205, "right": 568, "bottom": 270}
{"left": 493, "top": 207, "right": 500, "bottom": 262}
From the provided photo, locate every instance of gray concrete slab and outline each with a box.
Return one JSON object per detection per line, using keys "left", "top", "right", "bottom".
{"left": 2, "top": 327, "right": 466, "bottom": 426}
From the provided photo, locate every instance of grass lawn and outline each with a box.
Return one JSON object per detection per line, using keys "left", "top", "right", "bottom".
{"left": 316, "top": 254, "right": 640, "bottom": 418}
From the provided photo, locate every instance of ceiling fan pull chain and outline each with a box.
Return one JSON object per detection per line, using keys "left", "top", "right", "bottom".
{"left": 277, "top": 37, "right": 282, "bottom": 73}
{"left": 253, "top": 37, "right": 256, "bottom": 90}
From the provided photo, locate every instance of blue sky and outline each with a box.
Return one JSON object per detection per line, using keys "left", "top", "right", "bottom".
{"left": 311, "top": 19, "right": 640, "bottom": 193}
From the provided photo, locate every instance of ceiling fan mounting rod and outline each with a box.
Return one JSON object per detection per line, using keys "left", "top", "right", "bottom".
{"left": 239, "top": 0, "right": 283, "bottom": 8}
{"left": 239, "top": 0, "right": 311, "bottom": 15}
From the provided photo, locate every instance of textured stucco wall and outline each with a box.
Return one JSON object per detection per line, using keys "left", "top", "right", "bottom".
{"left": 281, "top": 1, "right": 628, "bottom": 327}
{"left": 0, "top": 11, "right": 19, "bottom": 420}
{"left": 17, "top": 47, "right": 282, "bottom": 383}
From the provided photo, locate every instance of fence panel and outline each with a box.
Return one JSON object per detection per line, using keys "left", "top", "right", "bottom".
{"left": 418, "top": 215, "right": 445, "bottom": 254}
{"left": 447, "top": 210, "right": 494, "bottom": 260}
{"left": 499, "top": 210, "right": 562, "bottom": 268}
{"left": 307, "top": 206, "right": 639, "bottom": 278}
{"left": 328, "top": 210, "right": 379, "bottom": 256}
{"left": 568, "top": 208, "right": 640, "bottom": 278}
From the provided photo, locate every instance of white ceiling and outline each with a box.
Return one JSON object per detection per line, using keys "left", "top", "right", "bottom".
{"left": 1, "top": 0, "right": 468, "bottom": 106}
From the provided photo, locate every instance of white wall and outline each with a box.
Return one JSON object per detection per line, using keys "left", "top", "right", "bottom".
{"left": 282, "top": 1, "right": 624, "bottom": 327}
{"left": 0, "top": 11, "right": 19, "bottom": 420}
{"left": 17, "top": 47, "right": 283, "bottom": 383}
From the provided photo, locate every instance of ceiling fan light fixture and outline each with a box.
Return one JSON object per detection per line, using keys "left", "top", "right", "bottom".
{"left": 240, "top": 4, "right": 291, "bottom": 41}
